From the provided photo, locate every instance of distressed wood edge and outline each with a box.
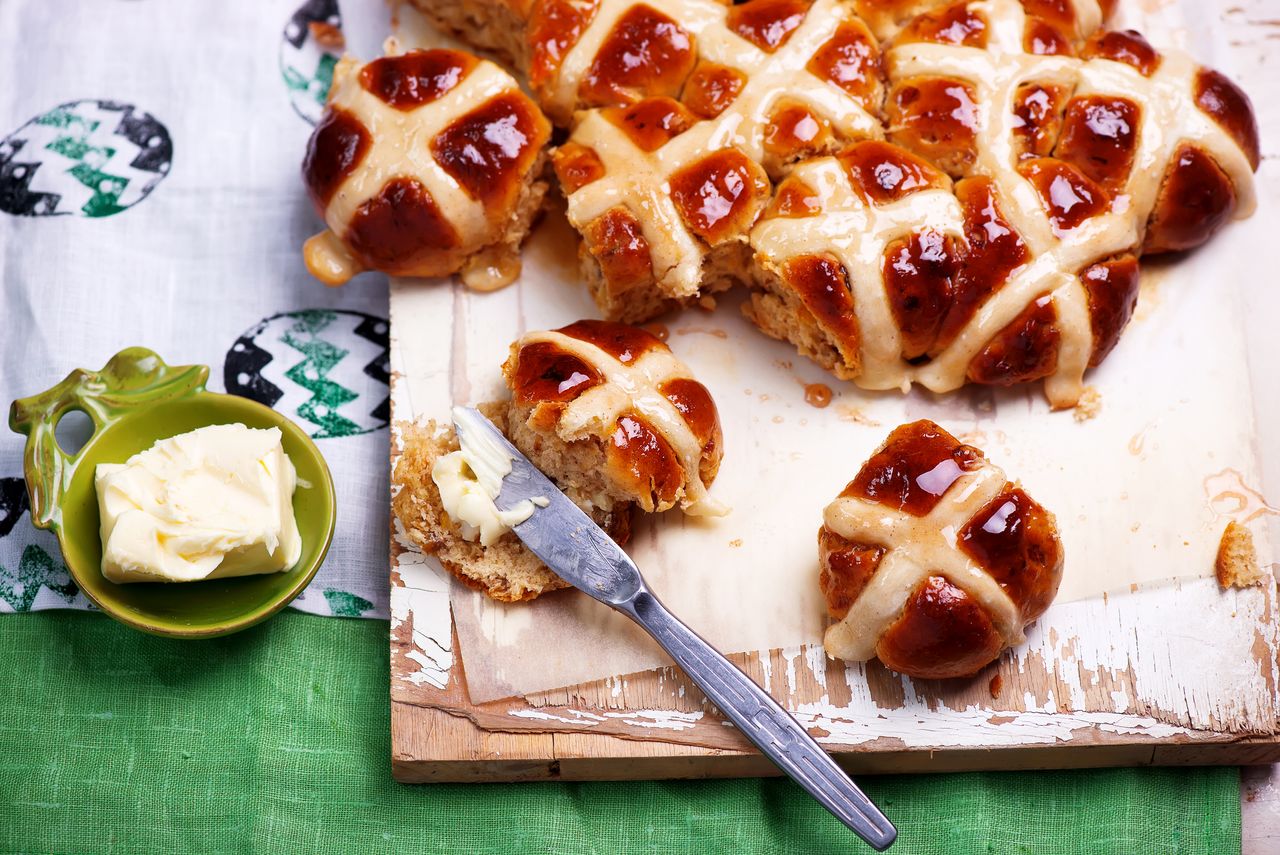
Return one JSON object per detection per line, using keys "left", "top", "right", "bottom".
{"left": 391, "top": 701, "right": 1280, "bottom": 783}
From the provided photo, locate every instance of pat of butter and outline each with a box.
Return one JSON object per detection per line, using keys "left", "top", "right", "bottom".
{"left": 95, "top": 424, "right": 302, "bottom": 583}
{"left": 431, "top": 408, "right": 544, "bottom": 546}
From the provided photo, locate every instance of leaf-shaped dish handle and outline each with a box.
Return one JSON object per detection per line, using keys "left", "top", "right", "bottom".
{"left": 7, "top": 347, "right": 208, "bottom": 529}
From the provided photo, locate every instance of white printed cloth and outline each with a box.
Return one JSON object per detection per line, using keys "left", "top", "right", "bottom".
{"left": 0, "top": 0, "right": 396, "bottom": 618}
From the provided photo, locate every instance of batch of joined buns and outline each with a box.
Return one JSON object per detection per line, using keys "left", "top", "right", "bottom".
{"left": 304, "top": 0, "right": 1259, "bottom": 679}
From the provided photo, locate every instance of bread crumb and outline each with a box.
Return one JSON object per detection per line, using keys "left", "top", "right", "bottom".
{"left": 1073, "top": 386, "right": 1102, "bottom": 422}
{"left": 729, "top": 538, "right": 743, "bottom": 548}
{"left": 989, "top": 674, "right": 1003, "bottom": 699}
{"left": 1215, "top": 520, "right": 1266, "bottom": 589}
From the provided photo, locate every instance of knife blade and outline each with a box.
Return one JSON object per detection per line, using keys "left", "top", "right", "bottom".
{"left": 452, "top": 406, "right": 897, "bottom": 850}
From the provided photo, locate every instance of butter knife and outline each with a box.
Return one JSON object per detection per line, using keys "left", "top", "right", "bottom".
{"left": 453, "top": 407, "right": 897, "bottom": 850}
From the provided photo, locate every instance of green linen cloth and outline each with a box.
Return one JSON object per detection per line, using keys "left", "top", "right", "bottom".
{"left": 0, "top": 612, "right": 1239, "bottom": 854}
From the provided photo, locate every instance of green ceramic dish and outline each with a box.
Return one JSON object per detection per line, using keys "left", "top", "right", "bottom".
{"left": 7, "top": 347, "right": 336, "bottom": 638}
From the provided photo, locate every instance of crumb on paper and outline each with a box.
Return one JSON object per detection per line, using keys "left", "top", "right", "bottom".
{"left": 697, "top": 295, "right": 717, "bottom": 311}
{"left": 1215, "top": 520, "right": 1266, "bottom": 589}
{"left": 1073, "top": 386, "right": 1101, "bottom": 422}
{"left": 729, "top": 538, "right": 743, "bottom": 548}
{"left": 836, "top": 404, "right": 880, "bottom": 427}
{"left": 309, "top": 20, "right": 345, "bottom": 49}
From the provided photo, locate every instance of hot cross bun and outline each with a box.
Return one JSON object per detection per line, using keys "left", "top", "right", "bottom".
{"left": 883, "top": 1, "right": 1258, "bottom": 254}
{"left": 392, "top": 320, "right": 724, "bottom": 602}
{"left": 742, "top": 1, "right": 1257, "bottom": 406}
{"left": 504, "top": 320, "right": 725, "bottom": 515}
{"left": 548, "top": 0, "right": 885, "bottom": 321}
{"left": 748, "top": 138, "right": 1140, "bottom": 407}
{"left": 821, "top": 419, "right": 1062, "bottom": 679}
{"left": 302, "top": 48, "right": 551, "bottom": 291}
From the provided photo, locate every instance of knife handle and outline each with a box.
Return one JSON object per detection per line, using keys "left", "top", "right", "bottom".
{"left": 621, "top": 589, "right": 897, "bottom": 851}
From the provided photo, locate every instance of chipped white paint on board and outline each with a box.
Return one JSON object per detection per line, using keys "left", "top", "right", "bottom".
{"left": 389, "top": 522, "right": 452, "bottom": 689}
{"left": 497, "top": 577, "right": 1276, "bottom": 743}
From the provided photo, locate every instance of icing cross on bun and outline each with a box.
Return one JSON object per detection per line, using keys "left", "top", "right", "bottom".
{"left": 820, "top": 419, "right": 1062, "bottom": 679}
{"left": 549, "top": 0, "right": 885, "bottom": 322}
{"left": 749, "top": 1, "right": 1258, "bottom": 407}
{"left": 749, "top": 139, "right": 1141, "bottom": 407}
{"left": 505, "top": 320, "right": 725, "bottom": 515}
{"left": 883, "top": 2, "right": 1258, "bottom": 255}
{"left": 392, "top": 319, "right": 725, "bottom": 602}
{"left": 302, "top": 48, "right": 551, "bottom": 291}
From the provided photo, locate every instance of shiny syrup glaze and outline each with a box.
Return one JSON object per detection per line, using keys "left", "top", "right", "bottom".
{"left": 1144, "top": 144, "right": 1237, "bottom": 254}
{"left": 819, "top": 527, "right": 886, "bottom": 620}
{"left": 1195, "top": 68, "right": 1261, "bottom": 170}
{"left": 344, "top": 177, "right": 460, "bottom": 271}
{"left": 1079, "top": 255, "right": 1140, "bottom": 365}
{"left": 659, "top": 376, "right": 723, "bottom": 483}
{"left": 358, "top": 50, "right": 477, "bottom": 110}
{"left": 1082, "top": 29, "right": 1160, "bottom": 76}
{"left": 431, "top": 94, "right": 549, "bottom": 209}
{"left": 558, "top": 318, "right": 667, "bottom": 363}
{"left": 602, "top": 97, "right": 695, "bottom": 152}
{"left": 607, "top": 413, "right": 685, "bottom": 511}
{"left": 642, "top": 322, "right": 670, "bottom": 341}
{"left": 1054, "top": 95, "right": 1139, "bottom": 195}
{"left": 806, "top": 20, "right": 881, "bottom": 106}
{"left": 668, "top": 148, "right": 770, "bottom": 245}
{"left": 936, "top": 177, "right": 1030, "bottom": 352}
{"left": 1011, "top": 83, "right": 1068, "bottom": 159}
{"left": 804, "top": 383, "right": 833, "bottom": 408}
{"left": 896, "top": 2, "right": 988, "bottom": 48}
{"left": 840, "top": 139, "right": 949, "bottom": 205}
{"left": 883, "top": 229, "right": 960, "bottom": 360}
{"left": 763, "top": 104, "right": 830, "bottom": 160}
{"left": 766, "top": 175, "right": 823, "bottom": 218}
{"left": 781, "top": 254, "right": 862, "bottom": 365}
{"left": 511, "top": 340, "right": 605, "bottom": 403}
{"left": 726, "top": 0, "right": 809, "bottom": 53}
{"left": 552, "top": 142, "right": 606, "bottom": 193}
{"left": 584, "top": 207, "right": 655, "bottom": 290}
{"left": 843, "top": 419, "right": 984, "bottom": 517}
{"left": 1023, "top": 18, "right": 1073, "bottom": 56}
{"left": 876, "top": 575, "right": 1005, "bottom": 679}
{"left": 303, "top": 108, "right": 371, "bottom": 210}
{"left": 682, "top": 61, "right": 748, "bottom": 120}
{"left": 1021, "top": 0, "right": 1076, "bottom": 34}
{"left": 966, "top": 293, "right": 1060, "bottom": 385}
{"left": 528, "top": 0, "right": 600, "bottom": 91}
{"left": 958, "top": 487, "right": 1062, "bottom": 623}
{"left": 887, "top": 78, "right": 980, "bottom": 176}
{"left": 1016, "top": 157, "right": 1109, "bottom": 234}
{"left": 581, "top": 5, "right": 696, "bottom": 107}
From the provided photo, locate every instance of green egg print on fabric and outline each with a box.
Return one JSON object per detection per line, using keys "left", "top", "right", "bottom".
{"left": 0, "top": 100, "right": 172, "bottom": 217}
{"left": 322, "top": 588, "right": 375, "bottom": 617}
{"left": 282, "top": 0, "right": 343, "bottom": 124}
{"left": 225, "top": 309, "right": 390, "bottom": 439}
{"left": 0, "top": 477, "right": 80, "bottom": 613}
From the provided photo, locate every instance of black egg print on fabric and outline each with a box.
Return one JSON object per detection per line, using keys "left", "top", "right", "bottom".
{"left": 225, "top": 309, "right": 390, "bottom": 439}
{"left": 282, "top": 0, "right": 344, "bottom": 125}
{"left": 0, "top": 100, "right": 172, "bottom": 217}
{"left": 0, "top": 476, "right": 78, "bottom": 612}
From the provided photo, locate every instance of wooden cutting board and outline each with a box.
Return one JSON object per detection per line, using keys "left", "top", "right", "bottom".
{"left": 389, "top": 517, "right": 1280, "bottom": 782}
{"left": 386, "top": 0, "right": 1280, "bottom": 782}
